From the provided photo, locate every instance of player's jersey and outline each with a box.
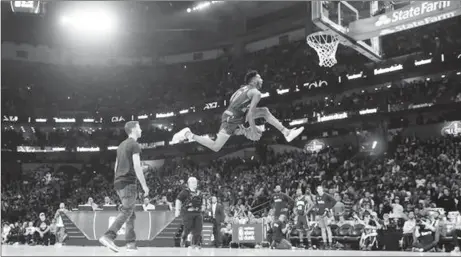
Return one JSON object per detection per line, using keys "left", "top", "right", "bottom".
{"left": 314, "top": 193, "right": 336, "bottom": 215}
{"left": 273, "top": 192, "right": 289, "bottom": 215}
{"left": 227, "top": 86, "right": 251, "bottom": 116}
{"left": 295, "top": 196, "right": 308, "bottom": 215}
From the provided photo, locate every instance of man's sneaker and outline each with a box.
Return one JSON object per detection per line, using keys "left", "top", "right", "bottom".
{"left": 285, "top": 127, "right": 305, "bottom": 142}
{"left": 451, "top": 247, "right": 460, "bottom": 254}
{"left": 172, "top": 128, "right": 191, "bottom": 143}
{"left": 126, "top": 243, "right": 138, "bottom": 252}
{"left": 99, "top": 235, "right": 119, "bottom": 253}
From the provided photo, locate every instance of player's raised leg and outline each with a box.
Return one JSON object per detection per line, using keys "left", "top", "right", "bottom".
{"left": 250, "top": 107, "right": 304, "bottom": 142}
{"left": 173, "top": 128, "right": 231, "bottom": 152}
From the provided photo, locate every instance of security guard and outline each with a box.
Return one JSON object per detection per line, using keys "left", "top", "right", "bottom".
{"left": 175, "top": 177, "right": 205, "bottom": 248}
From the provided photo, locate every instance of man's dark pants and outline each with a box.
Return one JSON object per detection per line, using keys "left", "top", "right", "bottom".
{"left": 104, "top": 184, "right": 137, "bottom": 243}
{"left": 212, "top": 219, "right": 222, "bottom": 247}
{"left": 34, "top": 231, "right": 50, "bottom": 245}
{"left": 182, "top": 212, "right": 203, "bottom": 246}
{"left": 453, "top": 229, "right": 461, "bottom": 248}
{"left": 414, "top": 234, "right": 438, "bottom": 252}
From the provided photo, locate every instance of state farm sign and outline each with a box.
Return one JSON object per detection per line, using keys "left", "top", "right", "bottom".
{"left": 375, "top": 1, "right": 452, "bottom": 27}
{"left": 348, "top": 1, "right": 461, "bottom": 41}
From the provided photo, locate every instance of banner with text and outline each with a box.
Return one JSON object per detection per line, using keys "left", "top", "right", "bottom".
{"left": 348, "top": 1, "right": 461, "bottom": 41}
{"left": 232, "top": 224, "right": 266, "bottom": 244}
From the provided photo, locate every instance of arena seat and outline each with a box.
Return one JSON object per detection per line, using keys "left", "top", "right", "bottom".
{"left": 330, "top": 224, "right": 340, "bottom": 236}
{"left": 352, "top": 224, "right": 365, "bottom": 237}
{"left": 338, "top": 224, "right": 353, "bottom": 237}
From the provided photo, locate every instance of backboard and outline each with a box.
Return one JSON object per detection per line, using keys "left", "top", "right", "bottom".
{"left": 312, "top": 1, "right": 382, "bottom": 62}
{"left": 312, "top": 1, "right": 461, "bottom": 63}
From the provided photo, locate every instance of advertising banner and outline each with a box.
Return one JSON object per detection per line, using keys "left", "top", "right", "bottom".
{"left": 232, "top": 224, "right": 265, "bottom": 244}
{"left": 398, "top": 121, "right": 460, "bottom": 139}
{"left": 304, "top": 139, "right": 326, "bottom": 153}
{"left": 348, "top": 1, "right": 461, "bottom": 40}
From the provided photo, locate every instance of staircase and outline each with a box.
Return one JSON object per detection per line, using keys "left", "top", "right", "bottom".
{"left": 61, "top": 214, "right": 90, "bottom": 246}
{"left": 151, "top": 216, "right": 182, "bottom": 247}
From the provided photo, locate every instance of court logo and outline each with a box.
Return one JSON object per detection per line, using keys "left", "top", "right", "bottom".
{"left": 375, "top": 15, "right": 392, "bottom": 27}
{"left": 108, "top": 217, "right": 126, "bottom": 235}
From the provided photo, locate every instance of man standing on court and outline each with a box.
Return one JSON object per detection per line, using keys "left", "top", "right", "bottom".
{"left": 210, "top": 196, "right": 225, "bottom": 248}
{"left": 99, "top": 121, "right": 149, "bottom": 253}
{"left": 176, "top": 177, "right": 205, "bottom": 248}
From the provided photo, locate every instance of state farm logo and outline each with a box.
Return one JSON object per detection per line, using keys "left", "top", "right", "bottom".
{"left": 375, "top": 15, "right": 391, "bottom": 27}
{"left": 375, "top": 1, "right": 452, "bottom": 28}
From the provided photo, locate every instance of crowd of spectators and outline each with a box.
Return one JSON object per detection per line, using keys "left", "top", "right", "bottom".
{"left": 2, "top": 71, "right": 460, "bottom": 152}
{"left": 2, "top": 130, "right": 460, "bottom": 252}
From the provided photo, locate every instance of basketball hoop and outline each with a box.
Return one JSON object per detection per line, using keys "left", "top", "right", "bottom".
{"left": 306, "top": 31, "right": 340, "bottom": 68}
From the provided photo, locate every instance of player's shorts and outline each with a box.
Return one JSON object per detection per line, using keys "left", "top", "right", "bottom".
{"left": 219, "top": 110, "right": 245, "bottom": 135}
{"left": 295, "top": 215, "right": 308, "bottom": 230}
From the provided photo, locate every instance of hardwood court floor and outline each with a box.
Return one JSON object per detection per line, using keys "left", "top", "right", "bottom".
{"left": 1, "top": 245, "right": 455, "bottom": 256}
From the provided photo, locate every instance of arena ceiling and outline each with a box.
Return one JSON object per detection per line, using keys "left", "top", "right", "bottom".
{"left": 2, "top": 1, "right": 304, "bottom": 55}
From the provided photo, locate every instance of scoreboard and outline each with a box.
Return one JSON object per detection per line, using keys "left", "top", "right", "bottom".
{"left": 10, "top": 1, "right": 42, "bottom": 14}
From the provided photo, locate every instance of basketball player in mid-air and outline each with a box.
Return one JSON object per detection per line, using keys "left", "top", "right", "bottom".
{"left": 172, "top": 70, "right": 304, "bottom": 152}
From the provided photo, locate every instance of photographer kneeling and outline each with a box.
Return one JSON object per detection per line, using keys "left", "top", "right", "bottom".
{"left": 271, "top": 214, "right": 293, "bottom": 250}
{"left": 413, "top": 212, "right": 440, "bottom": 252}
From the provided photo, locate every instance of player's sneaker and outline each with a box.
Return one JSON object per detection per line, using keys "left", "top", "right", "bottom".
{"left": 172, "top": 127, "right": 191, "bottom": 143}
{"left": 99, "top": 235, "right": 119, "bottom": 253}
{"left": 285, "top": 127, "right": 305, "bottom": 142}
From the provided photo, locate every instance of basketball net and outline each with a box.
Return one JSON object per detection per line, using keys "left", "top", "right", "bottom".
{"left": 306, "top": 31, "right": 340, "bottom": 68}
